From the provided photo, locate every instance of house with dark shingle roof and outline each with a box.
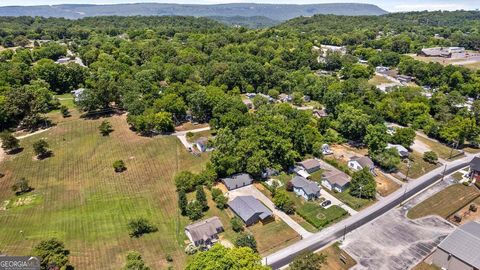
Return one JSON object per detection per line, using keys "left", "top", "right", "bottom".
{"left": 470, "top": 157, "right": 480, "bottom": 181}
{"left": 221, "top": 173, "right": 253, "bottom": 190}
{"left": 184, "top": 217, "right": 224, "bottom": 248}
{"left": 195, "top": 137, "right": 209, "bottom": 152}
{"left": 431, "top": 221, "right": 480, "bottom": 270}
{"left": 291, "top": 176, "right": 320, "bottom": 201}
{"left": 297, "top": 159, "right": 321, "bottom": 173}
{"left": 321, "top": 169, "right": 351, "bottom": 193}
{"left": 228, "top": 196, "right": 273, "bottom": 226}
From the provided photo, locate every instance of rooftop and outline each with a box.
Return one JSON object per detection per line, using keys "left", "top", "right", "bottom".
{"left": 228, "top": 195, "right": 272, "bottom": 222}
{"left": 470, "top": 156, "right": 480, "bottom": 171}
{"left": 350, "top": 156, "right": 374, "bottom": 168}
{"left": 222, "top": 173, "right": 253, "bottom": 190}
{"left": 185, "top": 216, "right": 223, "bottom": 243}
{"left": 438, "top": 221, "right": 480, "bottom": 268}
{"left": 291, "top": 176, "right": 320, "bottom": 195}
{"left": 298, "top": 159, "right": 321, "bottom": 170}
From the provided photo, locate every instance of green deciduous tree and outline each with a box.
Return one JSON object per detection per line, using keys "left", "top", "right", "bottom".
{"left": 128, "top": 218, "right": 158, "bottom": 238}
{"left": 391, "top": 127, "right": 416, "bottom": 148}
{"left": 231, "top": 216, "right": 244, "bottom": 232}
{"left": 185, "top": 245, "right": 269, "bottom": 270}
{"left": 273, "top": 189, "right": 295, "bottom": 214}
{"left": 364, "top": 124, "right": 388, "bottom": 154}
{"left": 11, "top": 177, "right": 32, "bottom": 195}
{"left": 234, "top": 233, "right": 258, "bottom": 252}
{"left": 196, "top": 185, "right": 208, "bottom": 211}
{"left": 0, "top": 132, "right": 20, "bottom": 153}
{"left": 178, "top": 189, "right": 188, "bottom": 216}
{"left": 349, "top": 168, "right": 377, "bottom": 199}
{"left": 99, "top": 120, "right": 114, "bottom": 136}
{"left": 122, "top": 251, "right": 150, "bottom": 270}
{"left": 33, "top": 139, "right": 50, "bottom": 158}
{"left": 372, "top": 148, "right": 401, "bottom": 172}
{"left": 32, "top": 238, "right": 70, "bottom": 270}
{"left": 186, "top": 201, "right": 204, "bottom": 221}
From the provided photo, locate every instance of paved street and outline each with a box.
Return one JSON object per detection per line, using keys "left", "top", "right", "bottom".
{"left": 228, "top": 185, "right": 313, "bottom": 238}
{"left": 263, "top": 153, "right": 476, "bottom": 269}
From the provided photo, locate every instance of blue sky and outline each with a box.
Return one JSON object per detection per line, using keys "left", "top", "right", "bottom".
{"left": 0, "top": 0, "right": 479, "bottom": 12}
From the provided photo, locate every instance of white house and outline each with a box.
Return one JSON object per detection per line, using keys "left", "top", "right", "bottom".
{"left": 386, "top": 143, "right": 409, "bottom": 158}
{"left": 348, "top": 156, "right": 375, "bottom": 173}
{"left": 195, "top": 137, "right": 210, "bottom": 152}
{"left": 321, "top": 169, "right": 351, "bottom": 193}
{"left": 291, "top": 176, "right": 320, "bottom": 201}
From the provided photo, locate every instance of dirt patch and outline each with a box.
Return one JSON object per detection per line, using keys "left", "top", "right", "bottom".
{"left": 448, "top": 196, "right": 480, "bottom": 225}
{"left": 175, "top": 122, "right": 210, "bottom": 132}
{"left": 329, "top": 144, "right": 368, "bottom": 162}
{"left": 375, "top": 171, "right": 401, "bottom": 197}
{"left": 320, "top": 243, "right": 357, "bottom": 270}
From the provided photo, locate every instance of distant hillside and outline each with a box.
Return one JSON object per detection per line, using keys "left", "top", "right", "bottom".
{"left": 210, "top": 16, "right": 280, "bottom": 28}
{"left": 0, "top": 3, "right": 388, "bottom": 21}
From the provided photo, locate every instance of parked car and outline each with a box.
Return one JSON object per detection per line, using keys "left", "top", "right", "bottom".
{"left": 321, "top": 200, "right": 331, "bottom": 207}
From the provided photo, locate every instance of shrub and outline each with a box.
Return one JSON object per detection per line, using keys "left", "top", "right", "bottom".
{"left": 113, "top": 160, "right": 126, "bottom": 173}
{"left": 11, "top": 177, "right": 32, "bottom": 195}
{"left": 60, "top": 105, "right": 70, "bottom": 118}
{"left": 423, "top": 151, "right": 438, "bottom": 164}
{"left": 186, "top": 201, "right": 204, "bottom": 221}
{"left": 234, "top": 233, "right": 257, "bottom": 252}
{"left": 99, "top": 120, "right": 114, "bottom": 136}
{"left": 231, "top": 216, "right": 244, "bottom": 232}
{"left": 32, "top": 238, "right": 70, "bottom": 270}
{"left": 273, "top": 189, "right": 295, "bottom": 214}
{"left": 128, "top": 218, "right": 158, "bottom": 238}
{"left": 0, "top": 132, "right": 20, "bottom": 153}
{"left": 33, "top": 139, "right": 50, "bottom": 158}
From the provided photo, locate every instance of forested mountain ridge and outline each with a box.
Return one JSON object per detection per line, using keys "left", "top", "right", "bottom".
{"left": 0, "top": 3, "right": 388, "bottom": 21}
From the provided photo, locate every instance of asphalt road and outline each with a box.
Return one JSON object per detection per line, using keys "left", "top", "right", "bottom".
{"left": 263, "top": 154, "right": 476, "bottom": 269}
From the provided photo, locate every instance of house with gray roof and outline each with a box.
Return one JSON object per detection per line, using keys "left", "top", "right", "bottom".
{"left": 221, "top": 173, "right": 253, "bottom": 190}
{"left": 321, "top": 169, "right": 351, "bottom": 193}
{"left": 297, "top": 159, "right": 321, "bottom": 173}
{"left": 431, "top": 221, "right": 480, "bottom": 270}
{"left": 228, "top": 196, "right": 273, "bottom": 226}
{"left": 469, "top": 156, "right": 480, "bottom": 181}
{"left": 291, "top": 176, "right": 320, "bottom": 201}
{"left": 185, "top": 216, "right": 224, "bottom": 248}
{"left": 195, "top": 137, "right": 209, "bottom": 152}
{"left": 386, "top": 143, "right": 410, "bottom": 158}
{"left": 348, "top": 156, "right": 375, "bottom": 173}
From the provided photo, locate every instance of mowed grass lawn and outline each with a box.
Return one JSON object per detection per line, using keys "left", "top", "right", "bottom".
{"left": 0, "top": 114, "right": 209, "bottom": 269}
{"left": 398, "top": 151, "right": 441, "bottom": 179}
{"left": 408, "top": 184, "right": 480, "bottom": 220}
{"left": 416, "top": 135, "right": 463, "bottom": 160}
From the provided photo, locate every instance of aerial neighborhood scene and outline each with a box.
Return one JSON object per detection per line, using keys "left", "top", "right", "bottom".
{"left": 1, "top": 0, "right": 480, "bottom": 269}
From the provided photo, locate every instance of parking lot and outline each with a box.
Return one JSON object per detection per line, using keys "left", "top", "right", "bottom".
{"left": 341, "top": 179, "right": 456, "bottom": 270}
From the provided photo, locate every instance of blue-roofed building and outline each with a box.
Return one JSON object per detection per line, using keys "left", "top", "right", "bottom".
{"left": 221, "top": 173, "right": 253, "bottom": 191}
{"left": 291, "top": 176, "right": 320, "bottom": 201}
{"left": 228, "top": 196, "right": 273, "bottom": 226}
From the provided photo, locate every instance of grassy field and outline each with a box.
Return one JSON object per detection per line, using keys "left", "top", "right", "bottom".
{"left": 186, "top": 130, "right": 213, "bottom": 143}
{"left": 0, "top": 113, "right": 210, "bottom": 269}
{"left": 408, "top": 184, "right": 480, "bottom": 220}
{"left": 412, "top": 262, "right": 440, "bottom": 270}
{"left": 398, "top": 151, "right": 441, "bottom": 179}
{"left": 320, "top": 243, "right": 357, "bottom": 270}
{"left": 368, "top": 75, "right": 394, "bottom": 86}
{"left": 326, "top": 188, "right": 376, "bottom": 210}
{"left": 416, "top": 135, "right": 463, "bottom": 160}
{"left": 247, "top": 219, "right": 300, "bottom": 255}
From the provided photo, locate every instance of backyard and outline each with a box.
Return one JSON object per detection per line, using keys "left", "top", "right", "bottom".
{"left": 0, "top": 113, "right": 210, "bottom": 269}
{"left": 408, "top": 184, "right": 480, "bottom": 220}
{"left": 326, "top": 188, "right": 376, "bottom": 210}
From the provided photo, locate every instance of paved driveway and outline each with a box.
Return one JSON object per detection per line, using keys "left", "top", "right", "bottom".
{"left": 228, "top": 185, "right": 312, "bottom": 238}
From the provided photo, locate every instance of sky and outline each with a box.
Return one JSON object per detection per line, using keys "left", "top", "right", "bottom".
{"left": 0, "top": 0, "right": 478, "bottom": 12}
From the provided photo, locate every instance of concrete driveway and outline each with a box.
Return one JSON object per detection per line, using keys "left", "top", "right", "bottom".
{"left": 320, "top": 189, "right": 358, "bottom": 216}
{"left": 172, "top": 126, "right": 211, "bottom": 150}
{"left": 227, "top": 185, "right": 312, "bottom": 238}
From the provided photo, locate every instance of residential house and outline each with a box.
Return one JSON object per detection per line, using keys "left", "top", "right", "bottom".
{"left": 319, "top": 45, "right": 347, "bottom": 57}
{"left": 71, "top": 88, "right": 85, "bottom": 102}
{"left": 321, "top": 169, "right": 351, "bottom": 193}
{"left": 297, "top": 159, "right": 321, "bottom": 173}
{"left": 470, "top": 157, "right": 480, "bottom": 181}
{"left": 185, "top": 216, "right": 224, "bottom": 248}
{"left": 313, "top": 109, "right": 328, "bottom": 118}
{"left": 291, "top": 176, "right": 321, "bottom": 201}
{"left": 431, "top": 221, "right": 480, "bottom": 270}
{"left": 277, "top": 93, "right": 292, "bottom": 103}
{"left": 55, "top": 57, "right": 71, "bottom": 64}
{"left": 396, "top": 75, "right": 414, "bottom": 84}
{"left": 246, "top": 93, "right": 256, "bottom": 99}
{"left": 195, "top": 137, "right": 210, "bottom": 152}
{"left": 221, "top": 173, "right": 253, "bottom": 190}
{"left": 258, "top": 93, "right": 274, "bottom": 103}
{"left": 261, "top": 168, "right": 279, "bottom": 179}
{"left": 375, "top": 66, "right": 390, "bottom": 73}
{"left": 228, "top": 196, "right": 273, "bottom": 226}
{"left": 386, "top": 143, "right": 410, "bottom": 158}
{"left": 348, "top": 156, "right": 375, "bottom": 173}
{"left": 321, "top": 144, "right": 333, "bottom": 155}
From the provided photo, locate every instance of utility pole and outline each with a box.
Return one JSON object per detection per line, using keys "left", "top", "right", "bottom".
{"left": 404, "top": 160, "right": 411, "bottom": 182}
{"left": 343, "top": 225, "right": 347, "bottom": 241}
{"left": 441, "top": 164, "right": 448, "bottom": 181}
